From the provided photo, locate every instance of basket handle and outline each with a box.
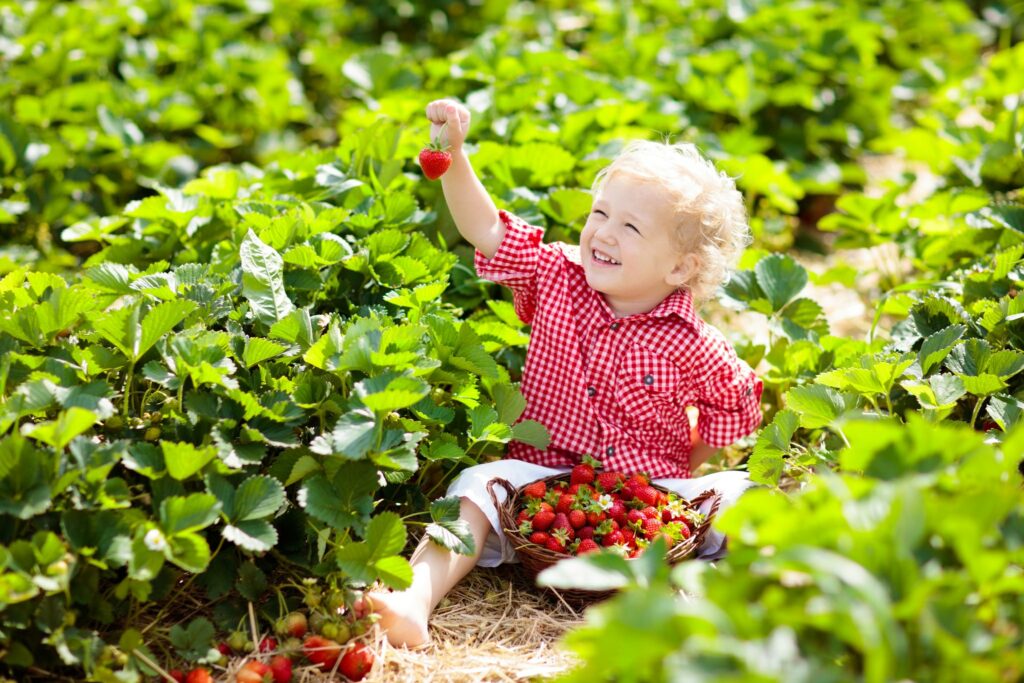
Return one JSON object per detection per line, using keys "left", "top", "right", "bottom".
{"left": 486, "top": 477, "right": 520, "bottom": 532}
{"left": 688, "top": 488, "right": 722, "bottom": 537}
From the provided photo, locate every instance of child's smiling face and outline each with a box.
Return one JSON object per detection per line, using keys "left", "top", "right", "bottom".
{"left": 580, "top": 172, "right": 696, "bottom": 317}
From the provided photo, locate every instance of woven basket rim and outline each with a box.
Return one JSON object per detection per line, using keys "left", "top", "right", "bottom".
{"left": 487, "top": 474, "right": 722, "bottom": 570}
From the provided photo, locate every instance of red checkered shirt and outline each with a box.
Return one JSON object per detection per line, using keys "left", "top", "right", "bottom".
{"left": 475, "top": 210, "right": 764, "bottom": 479}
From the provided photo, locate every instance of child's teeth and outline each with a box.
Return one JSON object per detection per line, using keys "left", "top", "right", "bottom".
{"left": 594, "top": 250, "right": 619, "bottom": 265}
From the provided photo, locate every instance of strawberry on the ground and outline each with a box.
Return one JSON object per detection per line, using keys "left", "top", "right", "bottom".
{"left": 522, "top": 480, "right": 547, "bottom": 499}
{"left": 169, "top": 670, "right": 186, "bottom": 683}
{"left": 532, "top": 508, "right": 555, "bottom": 531}
{"left": 529, "top": 531, "right": 551, "bottom": 545}
{"left": 186, "top": 669, "right": 214, "bottom": 683}
{"left": 236, "top": 660, "right": 271, "bottom": 683}
{"left": 576, "top": 539, "right": 601, "bottom": 555}
{"left": 568, "top": 509, "right": 587, "bottom": 529}
{"left": 419, "top": 138, "right": 452, "bottom": 180}
{"left": 269, "top": 654, "right": 293, "bottom": 683}
{"left": 227, "top": 631, "right": 249, "bottom": 652}
{"left": 258, "top": 636, "right": 277, "bottom": 653}
{"left": 339, "top": 642, "right": 375, "bottom": 682}
{"left": 303, "top": 635, "right": 342, "bottom": 669}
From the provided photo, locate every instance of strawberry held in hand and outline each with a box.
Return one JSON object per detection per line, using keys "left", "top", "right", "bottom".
{"left": 419, "top": 135, "right": 452, "bottom": 180}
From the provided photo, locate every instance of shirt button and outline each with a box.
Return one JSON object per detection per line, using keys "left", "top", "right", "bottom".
{"left": 587, "top": 386, "right": 596, "bottom": 397}
{"left": 606, "top": 446, "right": 615, "bottom": 456}
{"left": 643, "top": 374, "right": 654, "bottom": 385}
{"left": 745, "top": 386, "right": 753, "bottom": 396}
{"left": 610, "top": 322, "right": 620, "bottom": 330}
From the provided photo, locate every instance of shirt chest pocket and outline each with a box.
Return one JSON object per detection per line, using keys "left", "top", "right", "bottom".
{"left": 612, "top": 345, "right": 683, "bottom": 428}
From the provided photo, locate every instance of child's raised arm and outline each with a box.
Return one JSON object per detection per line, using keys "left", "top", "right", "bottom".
{"left": 425, "top": 99, "right": 504, "bottom": 258}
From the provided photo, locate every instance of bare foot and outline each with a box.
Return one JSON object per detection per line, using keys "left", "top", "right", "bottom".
{"left": 354, "top": 590, "right": 430, "bottom": 649}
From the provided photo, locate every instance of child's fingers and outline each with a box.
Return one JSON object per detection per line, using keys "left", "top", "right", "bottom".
{"left": 446, "top": 103, "right": 464, "bottom": 138}
{"left": 426, "top": 98, "right": 456, "bottom": 124}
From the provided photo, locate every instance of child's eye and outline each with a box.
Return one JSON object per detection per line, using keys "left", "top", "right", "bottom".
{"left": 626, "top": 223, "right": 640, "bottom": 234}
{"left": 592, "top": 209, "right": 607, "bottom": 217}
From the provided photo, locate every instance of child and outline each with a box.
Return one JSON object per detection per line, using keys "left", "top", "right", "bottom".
{"left": 355, "top": 99, "right": 763, "bottom": 648}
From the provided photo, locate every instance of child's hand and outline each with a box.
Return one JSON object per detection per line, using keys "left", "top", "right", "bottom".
{"left": 426, "top": 99, "right": 470, "bottom": 153}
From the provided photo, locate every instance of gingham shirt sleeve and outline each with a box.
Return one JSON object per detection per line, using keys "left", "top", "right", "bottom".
{"left": 694, "top": 340, "right": 764, "bottom": 447}
{"left": 473, "top": 210, "right": 547, "bottom": 324}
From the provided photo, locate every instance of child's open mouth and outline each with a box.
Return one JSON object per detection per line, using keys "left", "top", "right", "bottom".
{"left": 592, "top": 249, "right": 620, "bottom": 266}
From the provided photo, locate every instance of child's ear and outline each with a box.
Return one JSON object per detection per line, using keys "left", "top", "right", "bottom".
{"left": 666, "top": 253, "right": 699, "bottom": 288}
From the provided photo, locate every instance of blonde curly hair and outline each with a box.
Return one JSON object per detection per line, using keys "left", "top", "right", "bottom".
{"left": 591, "top": 140, "right": 750, "bottom": 303}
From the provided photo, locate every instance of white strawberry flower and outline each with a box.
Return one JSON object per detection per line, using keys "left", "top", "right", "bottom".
{"left": 596, "top": 494, "right": 614, "bottom": 511}
{"left": 144, "top": 528, "right": 167, "bottom": 552}
{"left": 665, "top": 499, "right": 689, "bottom": 518}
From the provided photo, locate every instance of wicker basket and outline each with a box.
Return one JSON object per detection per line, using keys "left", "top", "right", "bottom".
{"left": 486, "top": 475, "right": 722, "bottom": 606}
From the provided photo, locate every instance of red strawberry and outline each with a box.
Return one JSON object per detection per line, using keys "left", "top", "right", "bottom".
{"left": 339, "top": 642, "right": 375, "bottom": 682}
{"left": 258, "top": 636, "right": 278, "bottom": 653}
{"left": 608, "top": 501, "right": 627, "bottom": 525}
{"left": 419, "top": 141, "right": 452, "bottom": 180}
{"left": 626, "top": 509, "right": 645, "bottom": 527}
{"left": 642, "top": 517, "right": 663, "bottom": 538}
{"left": 627, "top": 473, "right": 650, "bottom": 488}
{"left": 555, "top": 493, "right": 575, "bottom": 515}
{"left": 619, "top": 484, "right": 635, "bottom": 501}
{"left": 169, "top": 670, "right": 186, "bottom": 683}
{"left": 634, "top": 485, "right": 659, "bottom": 507}
{"left": 186, "top": 670, "right": 214, "bottom": 683}
{"left": 621, "top": 528, "right": 636, "bottom": 545}
{"left": 522, "top": 480, "right": 547, "bottom": 499}
{"left": 662, "top": 508, "right": 674, "bottom": 523}
{"left": 236, "top": 660, "right": 271, "bottom": 683}
{"left": 545, "top": 537, "right": 566, "bottom": 553}
{"left": 641, "top": 506, "right": 660, "bottom": 520}
{"left": 578, "top": 525, "right": 595, "bottom": 540}
{"left": 517, "top": 509, "right": 531, "bottom": 525}
{"left": 577, "top": 539, "right": 600, "bottom": 555}
{"left": 269, "top": 655, "right": 293, "bottom": 683}
{"left": 602, "top": 530, "right": 624, "bottom": 547}
{"left": 570, "top": 462, "right": 595, "bottom": 486}
{"left": 586, "top": 510, "right": 606, "bottom": 526}
{"left": 529, "top": 531, "right": 551, "bottom": 545}
{"left": 568, "top": 510, "right": 587, "bottom": 529}
{"left": 597, "top": 471, "right": 624, "bottom": 492}
{"left": 303, "top": 635, "right": 342, "bottom": 669}
{"left": 532, "top": 509, "right": 555, "bottom": 531}
{"left": 551, "top": 513, "right": 575, "bottom": 541}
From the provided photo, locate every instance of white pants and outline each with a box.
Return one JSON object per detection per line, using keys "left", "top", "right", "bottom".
{"left": 446, "top": 460, "right": 756, "bottom": 567}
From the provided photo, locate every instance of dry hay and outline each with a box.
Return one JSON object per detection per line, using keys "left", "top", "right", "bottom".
{"left": 361, "top": 564, "right": 583, "bottom": 683}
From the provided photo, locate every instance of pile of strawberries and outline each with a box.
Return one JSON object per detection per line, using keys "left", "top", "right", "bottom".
{"left": 514, "top": 457, "right": 705, "bottom": 558}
